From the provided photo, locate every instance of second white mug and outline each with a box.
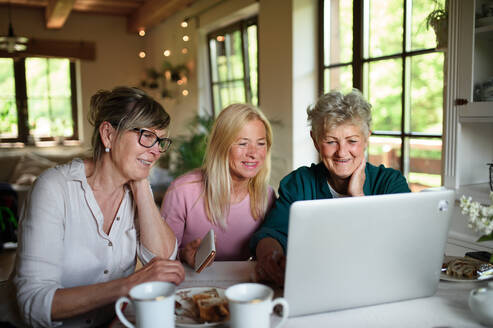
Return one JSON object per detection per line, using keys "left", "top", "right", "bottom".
{"left": 225, "top": 283, "right": 289, "bottom": 328}
{"left": 115, "top": 281, "right": 176, "bottom": 328}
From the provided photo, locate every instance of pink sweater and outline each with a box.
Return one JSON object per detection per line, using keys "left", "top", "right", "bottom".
{"left": 161, "top": 170, "right": 275, "bottom": 260}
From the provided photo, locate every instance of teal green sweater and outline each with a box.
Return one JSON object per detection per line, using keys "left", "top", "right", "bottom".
{"left": 250, "top": 162, "right": 411, "bottom": 253}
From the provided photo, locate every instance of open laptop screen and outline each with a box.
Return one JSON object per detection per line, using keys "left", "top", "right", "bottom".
{"left": 283, "top": 189, "right": 454, "bottom": 317}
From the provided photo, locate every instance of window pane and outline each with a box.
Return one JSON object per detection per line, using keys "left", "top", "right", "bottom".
{"left": 247, "top": 24, "right": 258, "bottom": 106}
{"left": 227, "top": 31, "right": 244, "bottom": 80}
{"left": 408, "top": 137, "right": 442, "bottom": 191}
{"left": 26, "top": 58, "right": 73, "bottom": 138}
{"left": 213, "top": 81, "right": 246, "bottom": 115}
{"left": 212, "top": 84, "right": 222, "bottom": 115}
{"left": 210, "top": 31, "right": 244, "bottom": 82}
{"left": 0, "top": 58, "right": 18, "bottom": 138}
{"left": 324, "top": 0, "right": 353, "bottom": 65}
{"left": 364, "top": 59, "right": 402, "bottom": 132}
{"left": 367, "top": 0, "right": 403, "bottom": 58}
{"left": 324, "top": 65, "right": 352, "bottom": 93}
{"left": 209, "top": 39, "right": 219, "bottom": 83}
{"left": 368, "top": 136, "right": 401, "bottom": 171}
{"left": 410, "top": 0, "right": 443, "bottom": 50}
{"left": 409, "top": 53, "right": 444, "bottom": 134}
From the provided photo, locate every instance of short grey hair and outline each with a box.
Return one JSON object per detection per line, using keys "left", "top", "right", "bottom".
{"left": 307, "top": 89, "right": 372, "bottom": 141}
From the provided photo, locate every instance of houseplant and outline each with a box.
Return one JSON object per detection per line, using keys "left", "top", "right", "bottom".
{"left": 140, "top": 60, "right": 190, "bottom": 99}
{"left": 165, "top": 113, "right": 214, "bottom": 178}
{"left": 425, "top": 0, "right": 448, "bottom": 50}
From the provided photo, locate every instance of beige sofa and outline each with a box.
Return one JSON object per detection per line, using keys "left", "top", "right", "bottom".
{"left": 0, "top": 148, "right": 89, "bottom": 213}
{"left": 0, "top": 148, "right": 172, "bottom": 212}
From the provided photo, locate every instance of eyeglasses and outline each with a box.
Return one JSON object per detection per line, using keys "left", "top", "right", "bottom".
{"left": 132, "top": 128, "right": 172, "bottom": 153}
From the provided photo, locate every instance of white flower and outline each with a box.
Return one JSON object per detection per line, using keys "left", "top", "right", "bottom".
{"left": 460, "top": 192, "right": 493, "bottom": 238}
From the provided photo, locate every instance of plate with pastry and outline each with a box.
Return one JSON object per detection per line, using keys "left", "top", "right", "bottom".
{"left": 441, "top": 256, "right": 493, "bottom": 282}
{"left": 175, "top": 287, "right": 229, "bottom": 327}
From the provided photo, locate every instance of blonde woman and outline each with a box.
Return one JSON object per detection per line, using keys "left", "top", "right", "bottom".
{"left": 161, "top": 104, "right": 275, "bottom": 266}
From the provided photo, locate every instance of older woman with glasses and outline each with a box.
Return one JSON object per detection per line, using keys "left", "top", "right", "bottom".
{"left": 0, "top": 87, "right": 184, "bottom": 328}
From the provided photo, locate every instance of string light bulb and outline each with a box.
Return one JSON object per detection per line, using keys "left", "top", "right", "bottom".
{"left": 181, "top": 48, "right": 188, "bottom": 54}
{"left": 138, "top": 29, "right": 146, "bottom": 37}
{"left": 163, "top": 49, "right": 171, "bottom": 57}
{"left": 182, "top": 90, "right": 189, "bottom": 96}
{"left": 180, "top": 20, "right": 189, "bottom": 28}
{"left": 182, "top": 35, "right": 190, "bottom": 42}
{"left": 138, "top": 51, "right": 146, "bottom": 58}
{"left": 216, "top": 35, "right": 225, "bottom": 42}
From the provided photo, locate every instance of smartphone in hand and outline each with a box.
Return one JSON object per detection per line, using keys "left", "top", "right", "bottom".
{"left": 194, "top": 229, "right": 216, "bottom": 273}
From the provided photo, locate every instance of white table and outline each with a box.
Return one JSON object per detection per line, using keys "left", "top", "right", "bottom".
{"left": 185, "top": 261, "right": 485, "bottom": 328}
{"left": 113, "top": 261, "right": 486, "bottom": 327}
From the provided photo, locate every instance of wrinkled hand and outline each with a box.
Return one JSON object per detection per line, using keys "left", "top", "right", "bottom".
{"left": 125, "top": 257, "right": 185, "bottom": 291}
{"left": 180, "top": 238, "right": 202, "bottom": 268}
{"left": 255, "top": 250, "right": 286, "bottom": 287}
{"left": 347, "top": 157, "right": 366, "bottom": 197}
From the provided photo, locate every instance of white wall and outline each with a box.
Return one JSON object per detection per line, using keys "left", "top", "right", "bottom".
{"left": 1, "top": 1, "right": 320, "bottom": 188}
{"left": 0, "top": 7, "right": 145, "bottom": 148}
{"left": 292, "top": 0, "right": 319, "bottom": 170}
{"left": 144, "top": 0, "right": 319, "bottom": 188}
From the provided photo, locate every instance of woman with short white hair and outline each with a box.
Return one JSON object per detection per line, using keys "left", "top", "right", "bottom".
{"left": 251, "top": 89, "right": 410, "bottom": 286}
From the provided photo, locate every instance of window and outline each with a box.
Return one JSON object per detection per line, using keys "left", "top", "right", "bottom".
{"left": 321, "top": 0, "right": 444, "bottom": 191}
{"left": 208, "top": 16, "right": 258, "bottom": 115}
{"left": 0, "top": 57, "right": 78, "bottom": 145}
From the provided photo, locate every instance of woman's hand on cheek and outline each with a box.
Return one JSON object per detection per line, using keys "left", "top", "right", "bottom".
{"left": 347, "top": 157, "right": 366, "bottom": 197}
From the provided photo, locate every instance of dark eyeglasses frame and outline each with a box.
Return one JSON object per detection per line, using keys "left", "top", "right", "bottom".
{"left": 132, "top": 128, "right": 172, "bottom": 153}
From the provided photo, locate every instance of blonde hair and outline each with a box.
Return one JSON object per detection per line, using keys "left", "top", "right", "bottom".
{"left": 202, "top": 104, "right": 273, "bottom": 228}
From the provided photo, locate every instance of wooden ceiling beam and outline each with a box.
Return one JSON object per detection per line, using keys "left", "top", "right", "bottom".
{"left": 45, "top": 0, "right": 76, "bottom": 29}
{"left": 127, "top": 0, "right": 196, "bottom": 33}
{"left": 0, "top": 38, "right": 96, "bottom": 60}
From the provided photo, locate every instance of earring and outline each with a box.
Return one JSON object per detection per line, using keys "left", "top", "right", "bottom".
{"left": 105, "top": 147, "right": 110, "bottom": 153}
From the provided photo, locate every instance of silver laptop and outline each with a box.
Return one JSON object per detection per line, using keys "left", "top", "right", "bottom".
{"left": 283, "top": 189, "right": 454, "bottom": 317}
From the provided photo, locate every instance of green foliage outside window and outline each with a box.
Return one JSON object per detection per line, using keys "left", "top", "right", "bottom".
{"left": 0, "top": 57, "right": 74, "bottom": 141}
{"left": 324, "top": 0, "right": 445, "bottom": 191}
{"left": 0, "top": 58, "right": 17, "bottom": 138}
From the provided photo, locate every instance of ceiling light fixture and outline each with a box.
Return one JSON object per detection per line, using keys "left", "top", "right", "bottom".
{"left": 0, "top": 2, "right": 29, "bottom": 53}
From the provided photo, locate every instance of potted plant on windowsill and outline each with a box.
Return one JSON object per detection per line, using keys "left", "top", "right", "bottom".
{"left": 425, "top": 0, "right": 448, "bottom": 50}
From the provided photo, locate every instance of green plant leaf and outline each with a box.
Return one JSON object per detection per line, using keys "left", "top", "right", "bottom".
{"left": 477, "top": 234, "right": 493, "bottom": 242}
{"left": 169, "top": 112, "right": 214, "bottom": 178}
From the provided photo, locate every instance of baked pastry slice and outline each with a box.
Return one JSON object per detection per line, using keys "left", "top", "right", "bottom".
{"left": 196, "top": 297, "right": 229, "bottom": 322}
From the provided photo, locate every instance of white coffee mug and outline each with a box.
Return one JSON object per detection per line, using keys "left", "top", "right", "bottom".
{"left": 115, "top": 281, "right": 176, "bottom": 328}
{"left": 225, "top": 283, "right": 289, "bottom": 328}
